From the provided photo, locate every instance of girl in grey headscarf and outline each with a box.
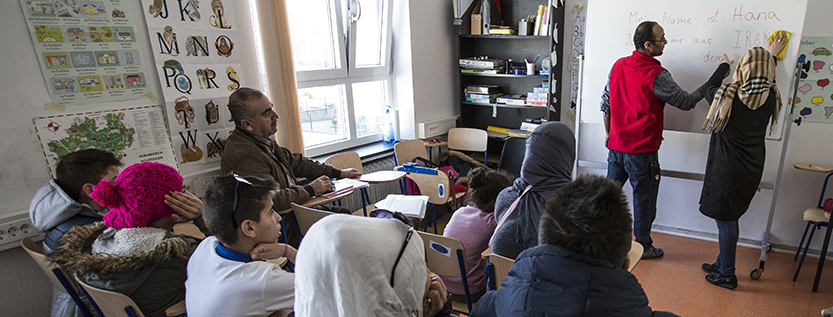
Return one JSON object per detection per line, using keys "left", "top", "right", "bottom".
{"left": 294, "top": 214, "right": 450, "bottom": 317}
{"left": 490, "top": 122, "right": 576, "bottom": 259}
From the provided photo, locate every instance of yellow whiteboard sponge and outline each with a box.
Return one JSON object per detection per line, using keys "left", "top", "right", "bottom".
{"left": 768, "top": 30, "right": 791, "bottom": 60}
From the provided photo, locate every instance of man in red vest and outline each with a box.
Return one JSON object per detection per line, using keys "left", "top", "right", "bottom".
{"left": 601, "top": 21, "right": 719, "bottom": 259}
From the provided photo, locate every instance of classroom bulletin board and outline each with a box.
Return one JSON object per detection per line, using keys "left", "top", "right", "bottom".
{"left": 20, "top": 0, "right": 152, "bottom": 106}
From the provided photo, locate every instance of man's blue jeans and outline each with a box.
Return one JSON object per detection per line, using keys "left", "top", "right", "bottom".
{"left": 607, "top": 149, "right": 660, "bottom": 248}
{"left": 715, "top": 219, "right": 739, "bottom": 276}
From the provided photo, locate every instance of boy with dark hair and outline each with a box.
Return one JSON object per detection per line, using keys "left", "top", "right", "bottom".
{"left": 30, "top": 149, "right": 121, "bottom": 317}
{"left": 30, "top": 149, "right": 122, "bottom": 253}
{"left": 471, "top": 175, "right": 678, "bottom": 317}
{"left": 186, "top": 174, "right": 296, "bottom": 316}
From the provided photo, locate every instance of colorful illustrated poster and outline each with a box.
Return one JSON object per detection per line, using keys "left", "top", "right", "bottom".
{"left": 795, "top": 36, "right": 833, "bottom": 124}
{"left": 141, "top": 0, "right": 240, "bottom": 165}
{"left": 21, "top": 0, "right": 151, "bottom": 106}
{"left": 33, "top": 105, "right": 179, "bottom": 178}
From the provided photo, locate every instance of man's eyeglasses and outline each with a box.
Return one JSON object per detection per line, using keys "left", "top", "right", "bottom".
{"left": 648, "top": 36, "right": 667, "bottom": 43}
{"left": 371, "top": 209, "right": 415, "bottom": 287}
{"left": 231, "top": 174, "right": 252, "bottom": 229}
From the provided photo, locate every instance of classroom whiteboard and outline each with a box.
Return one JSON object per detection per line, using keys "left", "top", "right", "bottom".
{"left": 580, "top": 0, "right": 808, "bottom": 139}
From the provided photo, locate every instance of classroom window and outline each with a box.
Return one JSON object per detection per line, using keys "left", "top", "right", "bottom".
{"left": 284, "top": 0, "right": 394, "bottom": 156}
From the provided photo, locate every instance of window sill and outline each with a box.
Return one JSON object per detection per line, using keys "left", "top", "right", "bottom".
{"left": 311, "top": 141, "right": 396, "bottom": 164}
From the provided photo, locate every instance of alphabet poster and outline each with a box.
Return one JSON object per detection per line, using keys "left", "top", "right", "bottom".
{"left": 795, "top": 36, "right": 833, "bottom": 124}
{"left": 21, "top": 0, "right": 152, "bottom": 106}
{"left": 141, "top": 0, "right": 240, "bottom": 165}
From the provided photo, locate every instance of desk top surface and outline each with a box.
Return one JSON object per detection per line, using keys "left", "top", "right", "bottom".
{"left": 794, "top": 162, "right": 833, "bottom": 173}
{"left": 424, "top": 140, "right": 447, "bottom": 147}
{"left": 277, "top": 189, "right": 354, "bottom": 215}
{"left": 360, "top": 170, "right": 406, "bottom": 183}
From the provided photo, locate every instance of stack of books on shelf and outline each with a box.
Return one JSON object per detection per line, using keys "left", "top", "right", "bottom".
{"left": 489, "top": 26, "right": 517, "bottom": 35}
{"left": 496, "top": 94, "right": 526, "bottom": 106}
{"left": 460, "top": 57, "right": 505, "bottom": 75}
{"left": 465, "top": 84, "right": 503, "bottom": 104}
{"left": 526, "top": 81, "right": 549, "bottom": 107}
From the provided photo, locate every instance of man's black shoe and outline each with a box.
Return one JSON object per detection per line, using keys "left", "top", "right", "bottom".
{"left": 641, "top": 246, "right": 664, "bottom": 259}
{"left": 705, "top": 273, "right": 738, "bottom": 290}
{"left": 702, "top": 263, "right": 720, "bottom": 274}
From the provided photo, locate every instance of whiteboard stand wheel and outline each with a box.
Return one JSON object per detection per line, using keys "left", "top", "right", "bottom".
{"left": 766, "top": 243, "right": 772, "bottom": 253}
{"left": 751, "top": 268, "right": 764, "bottom": 280}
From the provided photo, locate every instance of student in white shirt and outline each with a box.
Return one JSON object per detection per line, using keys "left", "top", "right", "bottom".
{"left": 186, "top": 174, "right": 296, "bottom": 317}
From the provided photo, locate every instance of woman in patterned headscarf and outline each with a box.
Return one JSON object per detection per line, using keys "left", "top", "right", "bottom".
{"left": 699, "top": 33, "right": 787, "bottom": 290}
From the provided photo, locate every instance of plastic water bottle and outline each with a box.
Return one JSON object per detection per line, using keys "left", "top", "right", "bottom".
{"left": 382, "top": 105, "right": 396, "bottom": 144}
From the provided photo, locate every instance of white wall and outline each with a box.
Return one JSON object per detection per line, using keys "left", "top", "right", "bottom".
{"left": 0, "top": 1, "right": 263, "bottom": 314}
{"left": 393, "top": 0, "right": 459, "bottom": 139}
{"left": 570, "top": 0, "right": 833, "bottom": 256}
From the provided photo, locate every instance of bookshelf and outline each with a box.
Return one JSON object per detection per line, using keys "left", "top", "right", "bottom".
{"left": 457, "top": 0, "right": 564, "bottom": 158}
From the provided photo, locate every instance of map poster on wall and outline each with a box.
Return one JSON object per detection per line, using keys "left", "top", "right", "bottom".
{"left": 141, "top": 0, "right": 240, "bottom": 166}
{"left": 21, "top": 0, "right": 151, "bottom": 106}
{"left": 795, "top": 36, "right": 833, "bottom": 124}
{"left": 33, "top": 105, "right": 179, "bottom": 178}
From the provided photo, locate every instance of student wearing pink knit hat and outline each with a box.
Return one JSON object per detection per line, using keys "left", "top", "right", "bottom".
{"left": 49, "top": 162, "right": 205, "bottom": 317}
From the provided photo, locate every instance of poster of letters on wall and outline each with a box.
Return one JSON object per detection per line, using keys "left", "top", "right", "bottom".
{"left": 795, "top": 36, "right": 833, "bottom": 123}
{"left": 141, "top": 0, "right": 241, "bottom": 166}
{"left": 21, "top": 0, "right": 152, "bottom": 106}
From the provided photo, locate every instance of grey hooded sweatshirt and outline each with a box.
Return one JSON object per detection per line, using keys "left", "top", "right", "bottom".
{"left": 29, "top": 180, "right": 104, "bottom": 252}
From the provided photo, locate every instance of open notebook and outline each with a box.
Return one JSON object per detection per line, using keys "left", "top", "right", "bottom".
{"left": 322, "top": 178, "right": 369, "bottom": 198}
{"left": 374, "top": 194, "right": 429, "bottom": 219}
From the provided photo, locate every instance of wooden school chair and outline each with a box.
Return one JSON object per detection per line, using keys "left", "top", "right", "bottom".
{"left": 291, "top": 202, "right": 335, "bottom": 237}
{"left": 403, "top": 168, "right": 462, "bottom": 233}
{"left": 627, "top": 241, "right": 643, "bottom": 272}
{"left": 20, "top": 237, "right": 95, "bottom": 317}
{"left": 448, "top": 128, "right": 489, "bottom": 165}
{"left": 325, "top": 152, "right": 371, "bottom": 216}
{"left": 486, "top": 253, "right": 515, "bottom": 291}
{"left": 792, "top": 163, "right": 833, "bottom": 282}
{"left": 420, "top": 231, "right": 474, "bottom": 314}
{"left": 74, "top": 273, "right": 186, "bottom": 317}
{"left": 394, "top": 139, "right": 429, "bottom": 166}
{"left": 74, "top": 273, "right": 145, "bottom": 317}
{"left": 498, "top": 137, "right": 526, "bottom": 179}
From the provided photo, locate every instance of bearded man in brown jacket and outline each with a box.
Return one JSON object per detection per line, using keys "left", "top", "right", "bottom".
{"left": 221, "top": 88, "right": 361, "bottom": 214}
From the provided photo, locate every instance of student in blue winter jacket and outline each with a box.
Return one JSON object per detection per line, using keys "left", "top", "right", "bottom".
{"left": 471, "top": 175, "right": 678, "bottom": 317}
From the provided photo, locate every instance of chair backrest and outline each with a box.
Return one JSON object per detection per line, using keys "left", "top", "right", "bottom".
{"left": 324, "top": 152, "right": 363, "bottom": 173}
{"left": 74, "top": 273, "right": 145, "bottom": 317}
{"left": 488, "top": 253, "right": 515, "bottom": 289}
{"left": 448, "top": 128, "right": 488, "bottom": 152}
{"left": 498, "top": 137, "right": 526, "bottom": 179}
{"left": 291, "top": 202, "right": 335, "bottom": 236}
{"left": 20, "top": 237, "right": 78, "bottom": 294}
{"left": 627, "top": 241, "right": 643, "bottom": 272}
{"left": 404, "top": 170, "right": 453, "bottom": 205}
{"left": 394, "top": 139, "right": 427, "bottom": 165}
{"left": 419, "top": 231, "right": 468, "bottom": 277}
{"left": 172, "top": 223, "right": 206, "bottom": 239}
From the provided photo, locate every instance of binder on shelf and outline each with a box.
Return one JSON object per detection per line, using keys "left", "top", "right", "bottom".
{"left": 470, "top": 0, "right": 502, "bottom": 35}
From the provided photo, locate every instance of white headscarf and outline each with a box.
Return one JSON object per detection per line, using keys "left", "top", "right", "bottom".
{"left": 294, "top": 215, "right": 427, "bottom": 317}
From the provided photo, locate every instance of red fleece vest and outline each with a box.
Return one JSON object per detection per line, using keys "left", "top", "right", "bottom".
{"left": 608, "top": 50, "right": 667, "bottom": 153}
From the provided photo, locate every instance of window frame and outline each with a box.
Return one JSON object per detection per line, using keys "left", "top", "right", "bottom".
{"left": 286, "top": 0, "right": 395, "bottom": 157}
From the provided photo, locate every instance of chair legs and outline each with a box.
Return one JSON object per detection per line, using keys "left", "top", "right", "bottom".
{"left": 456, "top": 249, "right": 473, "bottom": 313}
{"left": 52, "top": 269, "right": 95, "bottom": 317}
{"left": 794, "top": 222, "right": 827, "bottom": 281}
{"left": 795, "top": 221, "right": 814, "bottom": 260}
{"left": 485, "top": 260, "right": 495, "bottom": 291}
